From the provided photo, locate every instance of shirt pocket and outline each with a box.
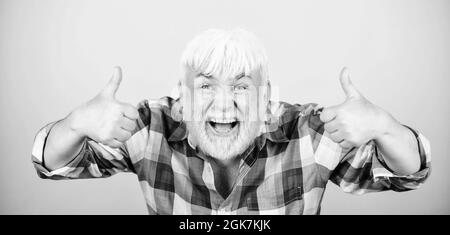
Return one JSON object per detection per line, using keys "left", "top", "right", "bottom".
{"left": 246, "top": 172, "right": 303, "bottom": 212}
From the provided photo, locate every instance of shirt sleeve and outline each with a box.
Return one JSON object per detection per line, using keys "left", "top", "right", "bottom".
{"left": 31, "top": 120, "right": 137, "bottom": 180}
{"left": 31, "top": 97, "right": 177, "bottom": 180}
{"left": 306, "top": 106, "right": 431, "bottom": 195}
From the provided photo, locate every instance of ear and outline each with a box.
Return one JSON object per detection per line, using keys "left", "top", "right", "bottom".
{"left": 258, "top": 80, "right": 271, "bottom": 122}
{"left": 260, "top": 80, "right": 271, "bottom": 106}
{"left": 177, "top": 80, "right": 183, "bottom": 100}
{"left": 177, "top": 80, "right": 194, "bottom": 122}
{"left": 265, "top": 80, "right": 271, "bottom": 104}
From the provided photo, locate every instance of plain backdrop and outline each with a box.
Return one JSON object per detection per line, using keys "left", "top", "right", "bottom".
{"left": 0, "top": 0, "right": 449, "bottom": 214}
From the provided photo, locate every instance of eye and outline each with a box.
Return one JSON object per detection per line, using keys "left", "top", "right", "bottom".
{"left": 234, "top": 84, "right": 248, "bottom": 91}
{"left": 200, "top": 83, "right": 211, "bottom": 90}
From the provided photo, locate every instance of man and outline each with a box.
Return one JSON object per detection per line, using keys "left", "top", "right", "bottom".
{"left": 31, "top": 29, "right": 431, "bottom": 214}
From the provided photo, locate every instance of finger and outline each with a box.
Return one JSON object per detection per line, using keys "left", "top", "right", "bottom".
{"left": 339, "top": 67, "right": 361, "bottom": 99}
{"left": 112, "top": 128, "right": 132, "bottom": 142}
{"left": 329, "top": 131, "right": 344, "bottom": 143}
{"left": 119, "top": 118, "right": 137, "bottom": 132}
{"left": 120, "top": 103, "right": 140, "bottom": 120}
{"left": 104, "top": 139, "right": 124, "bottom": 149}
{"left": 339, "top": 140, "right": 353, "bottom": 149}
{"left": 320, "top": 107, "right": 338, "bottom": 123}
{"left": 324, "top": 120, "right": 339, "bottom": 133}
{"left": 102, "top": 66, "right": 123, "bottom": 98}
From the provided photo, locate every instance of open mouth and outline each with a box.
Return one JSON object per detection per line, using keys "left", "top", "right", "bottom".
{"left": 207, "top": 120, "right": 239, "bottom": 135}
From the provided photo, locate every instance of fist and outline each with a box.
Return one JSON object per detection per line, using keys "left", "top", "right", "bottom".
{"left": 69, "top": 66, "right": 139, "bottom": 148}
{"left": 319, "top": 68, "right": 390, "bottom": 149}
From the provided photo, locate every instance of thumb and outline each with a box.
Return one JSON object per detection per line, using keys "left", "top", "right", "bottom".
{"left": 102, "top": 66, "right": 122, "bottom": 98}
{"left": 339, "top": 67, "right": 361, "bottom": 99}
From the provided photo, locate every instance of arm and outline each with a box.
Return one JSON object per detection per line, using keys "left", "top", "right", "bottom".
{"left": 306, "top": 109, "right": 430, "bottom": 194}
{"left": 316, "top": 68, "right": 431, "bottom": 193}
{"left": 373, "top": 114, "right": 421, "bottom": 175}
{"left": 42, "top": 115, "right": 87, "bottom": 171}
{"left": 32, "top": 67, "right": 140, "bottom": 178}
{"left": 320, "top": 68, "right": 424, "bottom": 176}
{"left": 329, "top": 133, "right": 430, "bottom": 194}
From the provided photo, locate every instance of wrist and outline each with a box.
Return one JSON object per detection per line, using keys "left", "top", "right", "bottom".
{"left": 373, "top": 108, "right": 401, "bottom": 142}
{"left": 64, "top": 109, "right": 87, "bottom": 139}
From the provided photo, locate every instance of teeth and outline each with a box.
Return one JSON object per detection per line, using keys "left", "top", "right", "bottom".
{"left": 210, "top": 118, "right": 236, "bottom": 124}
{"left": 207, "top": 118, "right": 238, "bottom": 134}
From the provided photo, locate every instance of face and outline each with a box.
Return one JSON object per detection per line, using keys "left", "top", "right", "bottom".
{"left": 181, "top": 68, "right": 269, "bottom": 161}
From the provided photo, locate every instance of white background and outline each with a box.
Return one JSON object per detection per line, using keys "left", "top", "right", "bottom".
{"left": 0, "top": 0, "right": 449, "bottom": 214}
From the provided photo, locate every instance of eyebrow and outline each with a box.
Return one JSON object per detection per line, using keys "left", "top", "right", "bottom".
{"left": 196, "top": 72, "right": 249, "bottom": 81}
{"left": 234, "top": 73, "right": 246, "bottom": 81}
{"left": 198, "top": 73, "right": 213, "bottom": 79}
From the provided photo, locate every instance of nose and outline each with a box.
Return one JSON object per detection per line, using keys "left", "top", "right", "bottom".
{"left": 212, "top": 87, "right": 235, "bottom": 118}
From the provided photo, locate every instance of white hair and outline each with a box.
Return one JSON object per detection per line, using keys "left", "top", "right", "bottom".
{"left": 180, "top": 28, "right": 269, "bottom": 83}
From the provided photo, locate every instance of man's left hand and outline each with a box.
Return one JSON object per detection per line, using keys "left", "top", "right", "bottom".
{"left": 319, "top": 67, "right": 394, "bottom": 149}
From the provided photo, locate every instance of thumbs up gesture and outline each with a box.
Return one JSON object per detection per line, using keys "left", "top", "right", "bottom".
{"left": 319, "top": 67, "right": 391, "bottom": 149}
{"left": 68, "top": 66, "right": 140, "bottom": 148}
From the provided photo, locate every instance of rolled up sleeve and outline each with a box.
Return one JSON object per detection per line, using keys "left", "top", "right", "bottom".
{"left": 329, "top": 126, "right": 431, "bottom": 194}
{"left": 31, "top": 121, "right": 135, "bottom": 180}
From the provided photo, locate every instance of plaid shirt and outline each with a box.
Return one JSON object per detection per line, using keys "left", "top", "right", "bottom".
{"left": 31, "top": 96, "right": 431, "bottom": 214}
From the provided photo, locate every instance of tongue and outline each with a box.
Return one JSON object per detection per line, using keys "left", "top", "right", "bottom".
{"left": 214, "top": 123, "right": 233, "bottom": 132}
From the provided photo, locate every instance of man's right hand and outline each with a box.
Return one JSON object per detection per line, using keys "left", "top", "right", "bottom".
{"left": 67, "top": 66, "right": 139, "bottom": 148}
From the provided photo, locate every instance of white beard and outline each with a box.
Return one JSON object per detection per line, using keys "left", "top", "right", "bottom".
{"left": 186, "top": 120, "right": 261, "bottom": 160}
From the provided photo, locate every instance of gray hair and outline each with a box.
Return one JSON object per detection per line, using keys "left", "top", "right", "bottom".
{"left": 180, "top": 28, "right": 269, "bottom": 83}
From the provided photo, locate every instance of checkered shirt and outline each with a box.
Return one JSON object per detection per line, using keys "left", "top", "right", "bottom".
{"left": 31, "top": 96, "right": 431, "bottom": 214}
